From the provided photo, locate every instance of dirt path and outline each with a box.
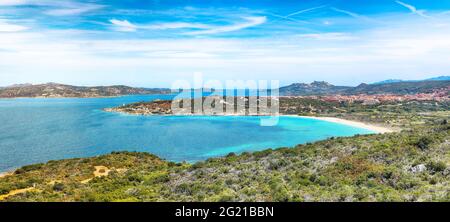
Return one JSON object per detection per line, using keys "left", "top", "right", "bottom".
{"left": 0, "top": 187, "right": 36, "bottom": 201}
{"left": 81, "top": 166, "right": 126, "bottom": 184}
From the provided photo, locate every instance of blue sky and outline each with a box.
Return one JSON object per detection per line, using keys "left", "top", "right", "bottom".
{"left": 1, "top": 0, "right": 450, "bottom": 87}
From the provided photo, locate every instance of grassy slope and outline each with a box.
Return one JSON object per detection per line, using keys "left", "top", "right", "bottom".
{"left": 0, "top": 121, "right": 448, "bottom": 202}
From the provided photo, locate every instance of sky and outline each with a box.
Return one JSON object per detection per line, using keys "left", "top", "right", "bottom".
{"left": 1, "top": 0, "right": 450, "bottom": 87}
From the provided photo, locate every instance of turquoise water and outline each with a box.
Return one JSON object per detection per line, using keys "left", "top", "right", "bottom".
{"left": 0, "top": 95, "right": 373, "bottom": 172}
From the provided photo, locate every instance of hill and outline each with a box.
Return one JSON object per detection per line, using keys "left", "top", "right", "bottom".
{"left": 372, "top": 76, "right": 450, "bottom": 85}
{"left": 280, "top": 80, "right": 449, "bottom": 96}
{"left": 0, "top": 83, "right": 171, "bottom": 98}
{"left": 371, "top": 79, "right": 404, "bottom": 85}
{"left": 427, "top": 76, "right": 450, "bottom": 81}
{"left": 279, "top": 81, "right": 351, "bottom": 96}
{"left": 349, "top": 81, "right": 450, "bottom": 95}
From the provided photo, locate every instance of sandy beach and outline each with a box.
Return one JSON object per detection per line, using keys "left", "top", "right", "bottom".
{"left": 285, "top": 115, "right": 395, "bottom": 134}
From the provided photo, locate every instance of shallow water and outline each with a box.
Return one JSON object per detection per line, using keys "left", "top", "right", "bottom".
{"left": 0, "top": 95, "right": 373, "bottom": 172}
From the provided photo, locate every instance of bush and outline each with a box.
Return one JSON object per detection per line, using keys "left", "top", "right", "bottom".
{"left": 14, "top": 163, "right": 44, "bottom": 174}
{"left": 217, "top": 193, "right": 234, "bottom": 202}
{"left": 127, "top": 173, "right": 144, "bottom": 183}
{"left": 175, "top": 183, "right": 192, "bottom": 195}
{"left": 416, "top": 137, "right": 433, "bottom": 150}
{"left": 226, "top": 152, "right": 236, "bottom": 158}
{"left": 0, "top": 187, "right": 11, "bottom": 195}
{"left": 427, "top": 161, "right": 446, "bottom": 173}
{"left": 268, "top": 159, "right": 289, "bottom": 170}
{"left": 191, "top": 161, "right": 205, "bottom": 170}
{"left": 52, "top": 183, "right": 65, "bottom": 191}
{"left": 253, "top": 149, "right": 273, "bottom": 158}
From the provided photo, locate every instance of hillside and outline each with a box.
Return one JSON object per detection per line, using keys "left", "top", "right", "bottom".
{"left": 427, "top": 76, "right": 450, "bottom": 81}
{"left": 280, "top": 80, "right": 450, "bottom": 96}
{"left": 279, "top": 81, "right": 351, "bottom": 96}
{"left": 0, "top": 83, "right": 171, "bottom": 98}
{"left": 350, "top": 81, "right": 450, "bottom": 95}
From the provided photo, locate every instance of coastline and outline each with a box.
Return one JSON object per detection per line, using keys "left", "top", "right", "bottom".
{"left": 0, "top": 114, "right": 394, "bottom": 175}
{"left": 287, "top": 115, "right": 395, "bottom": 134}
{"left": 0, "top": 172, "right": 13, "bottom": 178}
{"left": 105, "top": 106, "right": 395, "bottom": 134}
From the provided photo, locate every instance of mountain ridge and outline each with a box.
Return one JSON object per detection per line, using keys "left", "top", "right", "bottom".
{"left": 0, "top": 83, "right": 171, "bottom": 98}
{"left": 371, "top": 76, "right": 450, "bottom": 85}
{"left": 280, "top": 79, "right": 449, "bottom": 96}
{"left": 1, "top": 77, "right": 449, "bottom": 98}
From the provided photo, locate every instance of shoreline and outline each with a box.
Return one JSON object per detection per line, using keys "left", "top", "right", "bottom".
{"left": 0, "top": 114, "right": 394, "bottom": 175}
{"left": 288, "top": 115, "right": 395, "bottom": 134}
{"left": 106, "top": 107, "right": 395, "bottom": 134}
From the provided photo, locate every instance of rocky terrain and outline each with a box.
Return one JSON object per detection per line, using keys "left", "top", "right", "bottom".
{"left": 0, "top": 83, "right": 171, "bottom": 98}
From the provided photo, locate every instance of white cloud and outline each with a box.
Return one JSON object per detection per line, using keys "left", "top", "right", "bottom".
{"left": 0, "top": 0, "right": 26, "bottom": 6}
{"left": 331, "top": 7, "right": 364, "bottom": 18}
{"left": 331, "top": 8, "right": 362, "bottom": 18}
{"left": 109, "top": 19, "right": 137, "bottom": 32}
{"left": 396, "top": 1, "right": 431, "bottom": 18}
{"left": 269, "top": 5, "right": 326, "bottom": 23}
{"left": 0, "top": 1, "right": 104, "bottom": 16}
{"left": 109, "top": 19, "right": 211, "bottom": 32}
{"left": 0, "top": 19, "right": 28, "bottom": 32}
{"left": 110, "top": 17, "right": 266, "bottom": 35}
{"left": 1, "top": 14, "right": 450, "bottom": 86}
{"left": 297, "top": 32, "right": 355, "bottom": 40}
{"left": 285, "top": 5, "right": 326, "bottom": 18}
{"left": 44, "top": 4, "right": 105, "bottom": 16}
{"left": 331, "top": 7, "right": 376, "bottom": 23}
{"left": 145, "top": 22, "right": 211, "bottom": 30}
{"left": 185, "top": 16, "right": 267, "bottom": 35}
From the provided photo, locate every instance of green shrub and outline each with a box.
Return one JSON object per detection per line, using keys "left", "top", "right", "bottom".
{"left": 14, "top": 163, "right": 44, "bottom": 174}
{"left": 427, "top": 161, "right": 446, "bottom": 173}
{"left": 52, "top": 183, "right": 65, "bottom": 191}
{"left": 416, "top": 137, "right": 433, "bottom": 150}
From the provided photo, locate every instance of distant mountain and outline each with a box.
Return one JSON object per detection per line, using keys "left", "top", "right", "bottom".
{"left": 280, "top": 80, "right": 449, "bottom": 96}
{"left": 5, "top": 83, "right": 33, "bottom": 88}
{"left": 279, "top": 81, "right": 351, "bottom": 96}
{"left": 372, "top": 76, "right": 450, "bottom": 85}
{"left": 2, "top": 79, "right": 448, "bottom": 98}
{"left": 0, "top": 83, "right": 171, "bottom": 98}
{"left": 426, "top": 76, "right": 450, "bottom": 81}
{"left": 348, "top": 80, "right": 449, "bottom": 95}
{"left": 371, "top": 79, "right": 404, "bottom": 85}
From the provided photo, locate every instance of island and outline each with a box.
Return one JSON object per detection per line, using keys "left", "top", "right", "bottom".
{"left": 0, "top": 83, "right": 171, "bottom": 98}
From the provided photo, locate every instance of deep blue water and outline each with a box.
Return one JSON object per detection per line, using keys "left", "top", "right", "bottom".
{"left": 0, "top": 95, "right": 373, "bottom": 172}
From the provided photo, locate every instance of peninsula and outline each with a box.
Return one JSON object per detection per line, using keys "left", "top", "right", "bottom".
{"left": 0, "top": 83, "right": 171, "bottom": 98}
